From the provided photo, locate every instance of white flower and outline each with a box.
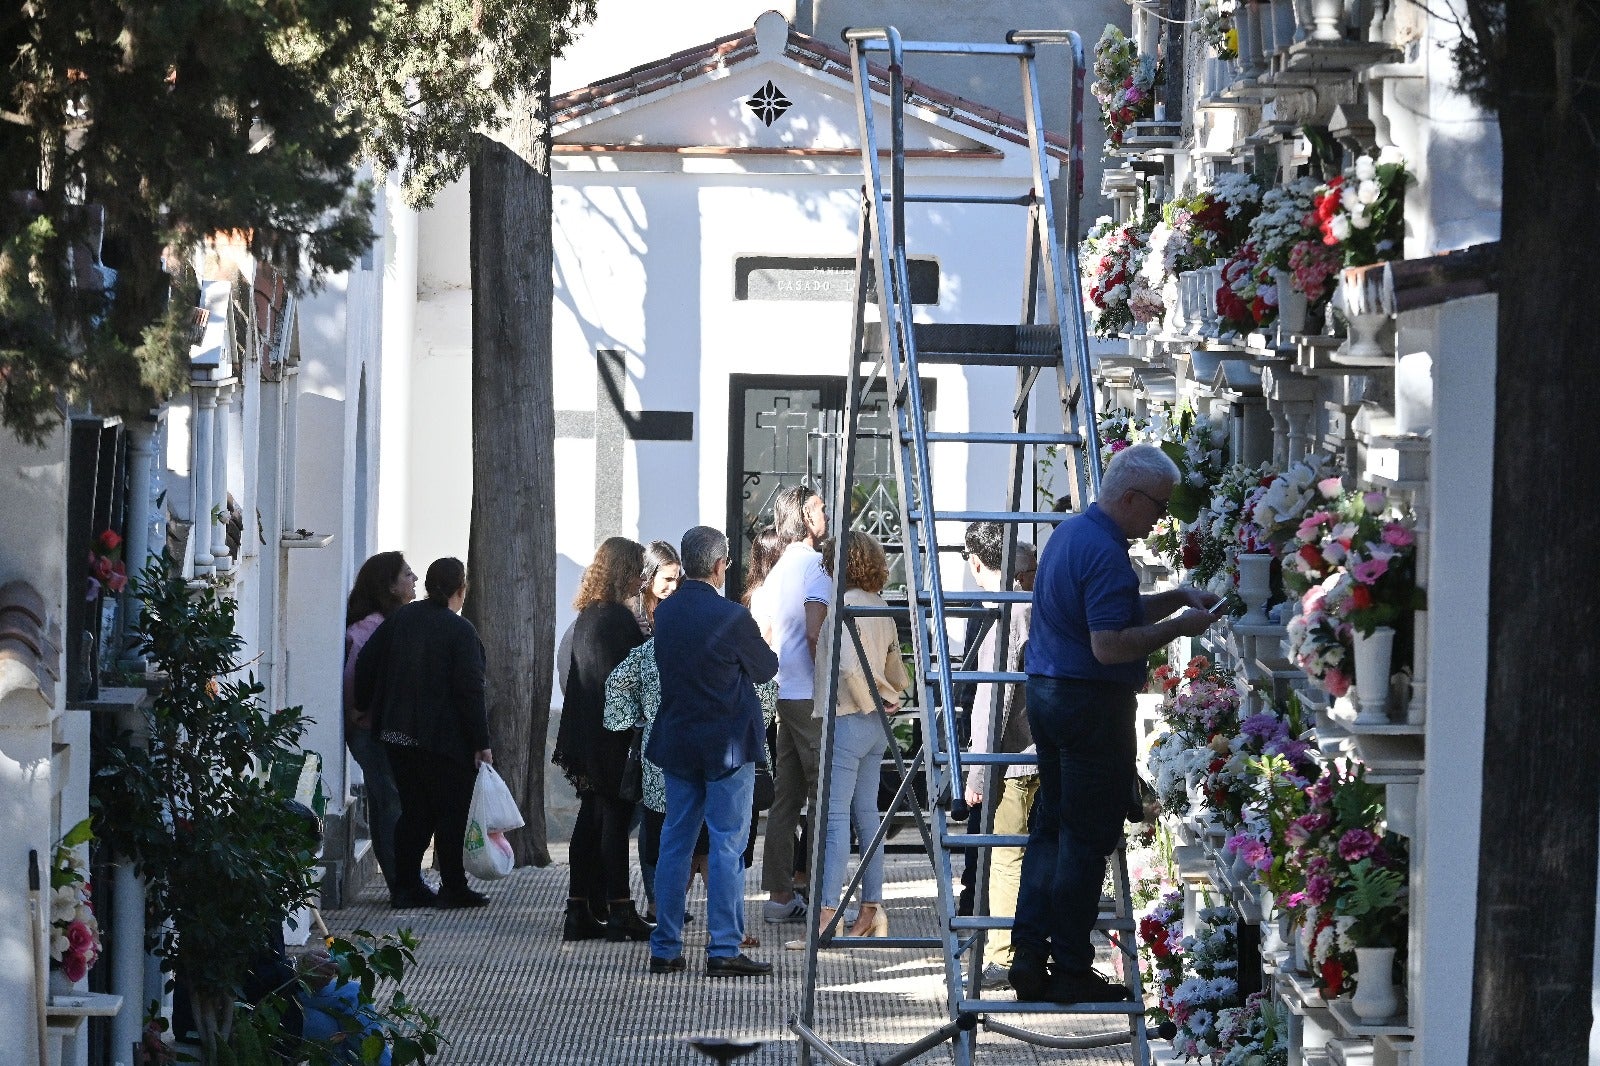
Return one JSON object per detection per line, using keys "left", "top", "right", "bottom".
{"left": 1357, "top": 179, "right": 1380, "bottom": 204}
{"left": 1350, "top": 211, "right": 1371, "bottom": 230}
{"left": 1377, "top": 145, "right": 1406, "bottom": 168}
{"left": 1340, "top": 187, "right": 1362, "bottom": 214}
{"left": 1354, "top": 155, "right": 1376, "bottom": 182}
{"left": 1330, "top": 215, "right": 1352, "bottom": 241}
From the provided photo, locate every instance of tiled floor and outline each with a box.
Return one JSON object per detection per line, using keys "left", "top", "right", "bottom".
{"left": 327, "top": 842, "right": 1139, "bottom": 1065}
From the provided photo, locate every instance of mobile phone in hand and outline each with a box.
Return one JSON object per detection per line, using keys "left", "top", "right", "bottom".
{"left": 1205, "top": 598, "right": 1229, "bottom": 618}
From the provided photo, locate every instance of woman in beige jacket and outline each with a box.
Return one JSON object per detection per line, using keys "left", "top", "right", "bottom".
{"left": 804, "top": 531, "right": 909, "bottom": 942}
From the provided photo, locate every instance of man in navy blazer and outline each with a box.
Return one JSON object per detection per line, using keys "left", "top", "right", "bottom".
{"left": 646, "top": 525, "right": 780, "bottom": 977}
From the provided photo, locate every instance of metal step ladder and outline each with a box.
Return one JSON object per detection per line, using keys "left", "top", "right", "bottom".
{"left": 789, "top": 26, "right": 1150, "bottom": 1066}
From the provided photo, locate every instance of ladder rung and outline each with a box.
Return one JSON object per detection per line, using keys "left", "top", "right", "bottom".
{"left": 958, "top": 999, "right": 1143, "bottom": 1016}
{"left": 915, "top": 352, "right": 1060, "bottom": 368}
{"left": 909, "top": 510, "right": 1069, "bottom": 524}
{"left": 916, "top": 431, "right": 1083, "bottom": 444}
{"left": 847, "top": 603, "right": 998, "bottom": 618}
{"left": 960, "top": 752, "right": 1038, "bottom": 765}
{"left": 854, "top": 37, "right": 1036, "bottom": 57}
{"left": 943, "top": 833, "right": 1029, "bottom": 848}
{"left": 932, "top": 591, "right": 1032, "bottom": 604}
{"left": 889, "top": 192, "right": 1040, "bottom": 206}
{"left": 930, "top": 670, "right": 1027, "bottom": 684}
{"left": 863, "top": 323, "right": 1060, "bottom": 357}
{"left": 951, "top": 915, "right": 1135, "bottom": 932}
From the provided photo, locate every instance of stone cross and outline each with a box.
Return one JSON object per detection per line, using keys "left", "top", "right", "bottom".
{"left": 556, "top": 349, "right": 693, "bottom": 542}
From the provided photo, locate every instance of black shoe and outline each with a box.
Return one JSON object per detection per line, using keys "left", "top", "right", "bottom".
{"left": 389, "top": 885, "right": 438, "bottom": 910}
{"left": 705, "top": 952, "right": 773, "bottom": 977}
{"left": 564, "top": 899, "right": 608, "bottom": 941}
{"left": 1048, "top": 968, "right": 1133, "bottom": 1004}
{"left": 648, "top": 955, "right": 686, "bottom": 974}
{"left": 1007, "top": 951, "right": 1051, "bottom": 1001}
{"left": 436, "top": 887, "right": 490, "bottom": 909}
{"left": 606, "top": 900, "right": 656, "bottom": 942}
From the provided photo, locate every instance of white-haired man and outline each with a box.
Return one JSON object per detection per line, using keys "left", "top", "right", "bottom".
{"left": 1010, "top": 444, "right": 1219, "bottom": 1003}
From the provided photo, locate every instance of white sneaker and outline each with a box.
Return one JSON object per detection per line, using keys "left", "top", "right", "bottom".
{"left": 763, "top": 897, "right": 808, "bottom": 924}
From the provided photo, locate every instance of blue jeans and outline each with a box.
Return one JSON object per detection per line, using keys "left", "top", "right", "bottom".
{"left": 1012, "top": 677, "right": 1136, "bottom": 975}
{"left": 820, "top": 713, "right": 889, "bottom": 909}
{"left": 347, "top": 727, "right": 402, "bottom": 892}
{"left": 651, "top": 763, "right": 755, "bottom": 960}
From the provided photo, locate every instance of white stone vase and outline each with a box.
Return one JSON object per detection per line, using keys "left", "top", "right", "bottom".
{"left": 1351, "top": 946, "right": 1400, "bottom": 1020}
{"left": 1352, "top": 625, "right": 1396, "bottom": 724}
{"left": 1342, "top": 307, "right": 1388, "bottom": 363}
{"left": 1274, "top": 269, "right": 1308, "bottom": 343}
{"left": 1237, "top": 552, "right": 1274, "bottom": 625}
{"left": 49, "top": 967, "right": 78, "bottom": 1001}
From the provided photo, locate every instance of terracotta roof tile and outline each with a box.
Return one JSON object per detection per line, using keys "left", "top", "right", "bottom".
{"left": 549, "top": 20, "right": 1072, "bottom": 161}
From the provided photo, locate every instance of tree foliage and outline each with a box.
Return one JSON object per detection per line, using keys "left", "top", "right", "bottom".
{"left": 335, "top": 0, "right": 597, "bottom": 208}
{"left": 0, "top": 0, "right": 378, "bottom": 436}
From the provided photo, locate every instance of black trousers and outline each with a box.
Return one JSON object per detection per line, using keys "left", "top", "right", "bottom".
{"left": 386, "top": 744, "right": 476, "bottom": 896}
{"left": 569, "top": 790, "right": 637, "bottom": 904}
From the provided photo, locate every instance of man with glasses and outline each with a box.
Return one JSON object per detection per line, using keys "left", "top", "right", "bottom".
{"left": 1010, "top": 444, "right": 1219, "bottom": 1003}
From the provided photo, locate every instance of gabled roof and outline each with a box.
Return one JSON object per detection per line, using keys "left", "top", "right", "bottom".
{"left": 550, "top": 13, "right": 1071, "bottom": 160}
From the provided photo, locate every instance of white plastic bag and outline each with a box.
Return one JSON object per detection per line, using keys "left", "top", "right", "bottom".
{"left": 474, "top": 763, "right": 525, "bottom": 831}
{"left": 463, "top": 765, "right": 521, "bottom": 880}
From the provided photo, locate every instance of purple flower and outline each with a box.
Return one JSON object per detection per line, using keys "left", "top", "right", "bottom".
{"left": 1352, "top": 556, "right": 1390, "bottom": 584}
{"left": 1338, "top": 828, "right": 1380, "bottom": 861}
{"left": 1363, "top": 490, "right": 1387, "bottom": 513}
{"left": 1241, "top": 712, "right": 1288, "bottom": 745}
{"left": 1382, "top": 523, "right": 1415, "bottom": 547}
{"left": 1305, "top": 874, "right": 1334, "bottom": 905}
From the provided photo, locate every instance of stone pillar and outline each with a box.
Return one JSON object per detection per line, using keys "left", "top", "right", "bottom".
{"left": 211, "top": 384, "right": 235, "bottom": 573}
{"left": 191, "top": 388, "right": 216, "bottom": 576}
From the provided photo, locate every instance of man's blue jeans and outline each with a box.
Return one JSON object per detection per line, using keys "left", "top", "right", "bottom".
{"left": 1012, "top": 676, "right": 1136, "bottom": 975}
{"left": 651, "top": 763, "right": 755, "bottom": 960}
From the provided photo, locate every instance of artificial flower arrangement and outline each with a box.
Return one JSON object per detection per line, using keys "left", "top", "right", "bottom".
{"left": 1095, "top": 405, "right": 1160, "bottom": 464}
{"left": 88, "top": 528, "right": 128, "bottom": 601}
{"left": 1216, "top": 991, "right": 1289, "bottom": 1066}
{"left": 1141, "top": 174, "right": 1263, "bottom": 307}
{"left": 1163, "top": 407, "right": 1230, "bottom": 521}
{"left": 1207, "top": 699, "right": 1318, "bottom": 833}
{"left": 1138, "top": 887, "right": 1187, "bottom": 1032}
{"left": 1215, "top": 241, "right": 1273, "bottom": 335}
{"left": 51, "top": 818, "right": 102, "bottom": 983}
{"left": 1282, "top": 485, "right": 1425, "bottom": 637}
{"left": 1245, "top": 177, "right": 1334, "bottom": 308}
{"left": 1237, "top": 455, "right": 1336, "bottom": 557}
{"left": 1313, "top": 148, "right": 1411, "bottom": 269}
{"left": 1170, "top": 904, "right": 1240, "bottom": 1059}
{"left": 1195, "top": 0, "right": 1240, "bottom": 60}
{"left": 1091, "top": 25, "right": 1161, "bottom": 151}
{"left": 1082, "top": 215, "right": 1161, "bottom": 337}
{"left": 1275, "top": 760, "right": 1407, "bottom": 993}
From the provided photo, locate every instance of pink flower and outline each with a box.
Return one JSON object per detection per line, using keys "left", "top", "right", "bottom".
{"left": 1323, "top": 668, "right": 1351, "bottom": 697}
{"left": 60, "top": 951, "right": 87, "bottom": 982}
{"left": 1110, "top": 439, "right": 1129, "bottom": 453}
{"left": 1338, "top": 828, "right": 1380, "bottom": 861}
{"left": 1363, "top": 490, "right": 1387, "bottom": 514}
{"left": 1298, "top": 511, "right": 1334, "bottom": 538}
{"left": 1305, "top": 874, "right": 1334, "bottom": 905}
{"left": 1352, "top": 557, "right": 1389, "bottom": 584}
{"left": 66, "top": 920, "right": 95, "bottom": 953}
{"left": 1382, "top": 523, "right": 1414, "bottom": 547}
{"left": 1317, "top": 477, "right": 1343, "bottom": 499}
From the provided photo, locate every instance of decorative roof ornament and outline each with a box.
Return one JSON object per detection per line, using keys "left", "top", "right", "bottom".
{"left": 746, "top": 80, "right": 792, "bottom": 126}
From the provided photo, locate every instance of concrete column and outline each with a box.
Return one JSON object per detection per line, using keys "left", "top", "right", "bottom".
{"left": 191, "top": 389, "right": 216, "bottom": 576}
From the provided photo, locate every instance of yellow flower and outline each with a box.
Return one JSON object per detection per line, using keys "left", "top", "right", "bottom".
{"left": 1224, "top": 28, "right": 1239, "bottom": 54}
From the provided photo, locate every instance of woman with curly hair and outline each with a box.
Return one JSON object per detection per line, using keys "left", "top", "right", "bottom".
{"left": 794, "top": 531, "right": 907, "bottom": 946}
{"left": 554, "top": 536, "right": 651, "bottom": 942}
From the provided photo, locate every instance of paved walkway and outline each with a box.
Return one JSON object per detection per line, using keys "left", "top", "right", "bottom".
{"left": 326, "top": 842, "right": 1136, "bottom": 1065}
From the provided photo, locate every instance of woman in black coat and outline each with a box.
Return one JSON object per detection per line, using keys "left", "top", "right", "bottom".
{"left": 354, "top": 557, "right": 492, "bottom": 910}
{"left": 553, "top": 536, "right": 651, "bottom": 941}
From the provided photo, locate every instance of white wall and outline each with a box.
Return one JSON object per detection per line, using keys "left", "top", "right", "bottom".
{"left": 1415, "top": 293, "right": 1496, "bottom": 1066}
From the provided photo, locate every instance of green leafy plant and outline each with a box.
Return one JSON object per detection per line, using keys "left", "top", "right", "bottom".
{"left": 1338, "top": 859, "right": 1407, "bottom": 948}
{"left": 92, "top": 559, "right": 438, "bottom": 1062}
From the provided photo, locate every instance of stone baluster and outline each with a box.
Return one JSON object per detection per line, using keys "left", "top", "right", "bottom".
{"left": 211, "top": 383, "right": 235, "bottom": 573}
{"left": 191, "top": 387, "right": 216, "bottom": 576}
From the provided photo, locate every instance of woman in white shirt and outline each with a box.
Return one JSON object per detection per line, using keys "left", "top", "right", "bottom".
{"left": 803, "top": 531, "right": 909, "bottom": 942}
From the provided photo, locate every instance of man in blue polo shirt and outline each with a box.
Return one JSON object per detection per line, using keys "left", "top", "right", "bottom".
{"left": 1010, "top": 444, "right": 1220, "bottom": 1003}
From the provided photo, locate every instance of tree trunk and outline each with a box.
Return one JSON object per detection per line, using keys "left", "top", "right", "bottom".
{"left": 1469, "top": 1, "right": 1600, "bottom": 1060}
{"left": 465, "top": 71, "right": 556, "bottom": 868}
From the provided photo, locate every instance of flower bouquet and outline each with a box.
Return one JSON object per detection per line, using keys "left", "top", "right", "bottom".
{"left": 1285, "top": 575, "right": 1354, "bottom": 695}
{"left": 1091, "top": 25, "right": 1160, "bottom": 151}
{"left": 1196, "top": 0, "right": 1240, "bottom": 60}
{"left": 1217, "top": 990, "right": 1289, "bottom": 1066}
{"left": 51, "top": 818, "right": 102, "bottom": 983}
{"left": 1282, "top": 486, "right": 1425, "bottom": 636}
{"left": 1082, "top": 216, "right": 1161, "bottom": 337}
{"left": 87, "top": 528, "right": 128, "bottom": 601}
{"left": 1139, "top": 888, "right": 1187, "bottom": 1030}
{"left": 1312, "top": 148, "right": 1411, "bottom": 269}
{"left": 1216, "top": 241, "right": 1275, "bottom": 335}
{"left": 1171, "top": 905, "right": 1240, "bottom": 1059}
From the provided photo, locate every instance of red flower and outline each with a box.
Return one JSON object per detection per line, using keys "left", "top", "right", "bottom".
{"left": 1320, "top": 957, "right": 1345, "bottom": 997}
{"left": 1347, "top": 584, "right": 1373, "bottom": 611}
{"left": 1181, "top": 532, "right": 1202, "bottom": 570}
{"left": 96, "top": 529, "right": 122, "bottom": 552}
{"left": 1298, "top": 544, "right": 1323, "bottom": 569}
